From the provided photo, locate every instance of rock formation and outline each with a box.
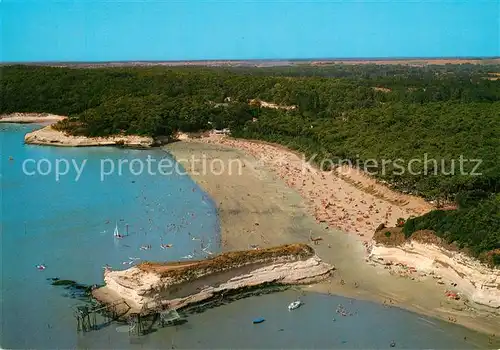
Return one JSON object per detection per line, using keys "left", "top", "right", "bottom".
{"left": 24, "top": 125, "right": 154, "bottom": 148}
{"left": 93, "top": 244, "right": 334, "bottom": 313}
{"left": 369, "top": 241, "right": 500, "bottom": 310}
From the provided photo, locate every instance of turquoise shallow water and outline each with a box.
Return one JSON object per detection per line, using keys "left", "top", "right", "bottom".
{"left": 0, "top": 124, "right": 493, "bottom": 349}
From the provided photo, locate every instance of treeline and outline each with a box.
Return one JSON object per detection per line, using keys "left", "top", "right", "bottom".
{"left": 2, "top": 64, "right": 499, "bottom": 263}
{"left": 234, "top": 102, "right": 500, "bottom": 201}
{"left": 403, "top": 193, "right": 500, "bottom": 266}
{"left": 3, "top": 64, "right": 500, "bottom": 116}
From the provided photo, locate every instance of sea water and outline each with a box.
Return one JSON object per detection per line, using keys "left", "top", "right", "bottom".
{"left": 77, "top": 290, "right": 492, "bottom": 349}
{"left": 0, "top": 124, "right": 494, "bottom": 349}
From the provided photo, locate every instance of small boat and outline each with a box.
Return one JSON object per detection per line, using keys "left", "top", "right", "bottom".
{"left": 36, "top": 264, "right": 46, "bottom": 270}
{"left": 288, "top": 300, "right": 302, "bottom": 311}
{"left": 252, "top": 317, "right": 265, "bottom": 324}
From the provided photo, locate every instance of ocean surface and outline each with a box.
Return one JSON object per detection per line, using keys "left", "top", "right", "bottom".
{"left": 0, "top": 123, "right": 220, "bottom": 349}
{"left": 0, "top": 124, "right": 493, "bottom": 349}
{"left": 77, "top": 290, "right": 493, "bottom": 349}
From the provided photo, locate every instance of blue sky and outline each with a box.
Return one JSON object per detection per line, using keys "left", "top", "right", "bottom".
{"left": 2, "top": 0, "right": 499, "bottom": 62}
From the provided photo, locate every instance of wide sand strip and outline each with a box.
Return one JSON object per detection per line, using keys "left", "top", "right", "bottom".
{"left": 0, "top": 112, "right": 66, "bottom": 124}
{"left": 174, "top": 133, "right": 434, "bottom": 242}
{"left": 166, "top": 137, "right": 500, "bottom": 338}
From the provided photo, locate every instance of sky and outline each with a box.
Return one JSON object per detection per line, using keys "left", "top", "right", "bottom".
{"left": 1, "top": 0, "right": 499, "bottom": 62}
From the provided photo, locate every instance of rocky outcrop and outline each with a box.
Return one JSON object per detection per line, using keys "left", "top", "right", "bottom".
{"left": 369, "top": 241, "right": 500, "bottom": 310}
{"left": 93, "top": 244, "right": 334, "bottom": 312}
{"left": 24, "top": 125, "right": 154, "bottom": 148}
{"left": 2, "top": 112, "right": 159, "bottom": 147}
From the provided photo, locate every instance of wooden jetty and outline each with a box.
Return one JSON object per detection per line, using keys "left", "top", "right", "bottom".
{"left": 74, "top": 296, "right": 181, "bottom": 336}
{"left": 127, "top": 294, "right": 182, "bottom": 336}
{"left": 73, "top": 299, "right": 130, "bottom": 332}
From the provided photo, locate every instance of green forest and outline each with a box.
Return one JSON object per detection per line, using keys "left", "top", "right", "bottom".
{"left": 1, "top": 63, "right": 499, "bottom": 264}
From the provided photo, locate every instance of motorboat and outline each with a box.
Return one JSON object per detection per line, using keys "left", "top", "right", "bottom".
{"left": 288, "top": 300, "right": 302, "bottom": 311}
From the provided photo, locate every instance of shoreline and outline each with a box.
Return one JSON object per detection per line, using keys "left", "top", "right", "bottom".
{"left": 24, "top": 125, "right": 155, "bottom": 148}
{"left": 165, "top": 135, "right": 500, "bottom": 338}
{"left": 0, "top": 112, "right": 66, "bottom": 124}
{"left": 173, "top": 133, "right": 435, "bottom": 243}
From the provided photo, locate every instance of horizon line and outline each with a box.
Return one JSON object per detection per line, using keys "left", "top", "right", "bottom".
{"left": 2, "top": 56, "right": 500, "bottom": 65}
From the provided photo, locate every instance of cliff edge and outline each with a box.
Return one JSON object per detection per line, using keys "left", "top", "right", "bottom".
{"left": 24, "top": 125, "right": 154, "bottom": 148}
{"left": 93, "top": 244, "right": 334, "bottom": 313}
{"left": 369, "top": 228, "right": 500, "bottom": 310}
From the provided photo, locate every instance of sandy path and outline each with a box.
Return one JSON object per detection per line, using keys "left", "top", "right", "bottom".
{"left": 166, "top": 138, "right": 500, "bottom": 340}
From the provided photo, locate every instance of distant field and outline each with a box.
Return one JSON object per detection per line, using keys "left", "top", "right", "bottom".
{"left": 2, "top": 57, "right": 500, "bottom": 68}
{"left": 311, "top": 58, "right": 500, "bottom": 65}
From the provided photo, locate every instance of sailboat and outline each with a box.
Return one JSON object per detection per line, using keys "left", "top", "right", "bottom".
{"left": 113, "top": 223, "right": 123, "bottom": 239}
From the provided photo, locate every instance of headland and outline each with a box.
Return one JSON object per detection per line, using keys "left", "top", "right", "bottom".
{"left": 93, "top": 244, "right": 334, "bottom": 316}
{"left": 24, "top": 125, "right": 154, "bottom": 148}
{"left": 1, "top": 113, "right": 156, "bottom": 148}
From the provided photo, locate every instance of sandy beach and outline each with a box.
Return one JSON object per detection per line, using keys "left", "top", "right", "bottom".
{"left": 0, "top": 112, "right": 66, "bottom": 124}
{"left": 166, "top": 135, "right": 500, "bottom": 339}
{"left": 172, "top": 133, "right": 434, "bottom": 243}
